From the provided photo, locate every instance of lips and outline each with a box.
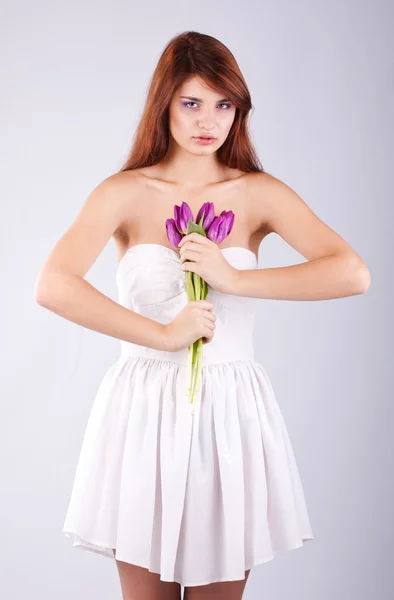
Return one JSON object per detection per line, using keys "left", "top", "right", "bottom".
{"left": 194, "top": 135, "right": 214, "bottom": 139}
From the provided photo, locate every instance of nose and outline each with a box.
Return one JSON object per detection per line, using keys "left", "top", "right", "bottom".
{"left": 197, "top": 108, "right": 216, "bottom": 131}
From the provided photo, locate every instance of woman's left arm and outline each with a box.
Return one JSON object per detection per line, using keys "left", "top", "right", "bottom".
{"left": 233, "top": 173, "right": 371, "bottom": 300}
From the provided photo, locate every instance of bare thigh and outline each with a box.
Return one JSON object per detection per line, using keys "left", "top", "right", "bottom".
{"left": 113, "top": 550, "right": 182, "bottom": 600}
{"left": 184, "top": 569, "right": 251, "bottom": 600}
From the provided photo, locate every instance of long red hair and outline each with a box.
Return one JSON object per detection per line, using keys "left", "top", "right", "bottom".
{"left": 118, "top": 31, "right": 264, "bottom": 173}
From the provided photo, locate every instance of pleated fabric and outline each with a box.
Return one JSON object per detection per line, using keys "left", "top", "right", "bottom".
{"left": 63, "top": 355, "right": 314, "bottom": 586}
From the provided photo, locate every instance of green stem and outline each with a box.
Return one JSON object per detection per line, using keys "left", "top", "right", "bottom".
{"left": 188, "top": 339, "right": 198, "bottom": 405}
{"left": 190, "top": 337, "right": 202, "bottom": 407}
{"left": 186, "top": 343, "right": 193, "bottom": 396}
{"left": 186, "top": 270, "right": 195, "bottom": 399}
{"left": 194, "top": 338, "right": 203, "bottom": 393}
{"left": 184, "top": 270, "right": 208, "bottom": 412}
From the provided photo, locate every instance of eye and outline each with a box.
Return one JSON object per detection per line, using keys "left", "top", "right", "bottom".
{"left": 182, "top": 102, "right": 232, "bottom": 110}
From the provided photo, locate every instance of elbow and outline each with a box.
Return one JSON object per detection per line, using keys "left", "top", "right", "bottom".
{"left": 358, "top": 266, "right": 371, "bottom": 294}
{"left": 34, "top": 268, "right": 59, "bottom": 307}
{"left": 350, "top": 258, "right": 371, "bottom": 295}
{"left": 35, "top": 275, "right": 51, "bottom": 307}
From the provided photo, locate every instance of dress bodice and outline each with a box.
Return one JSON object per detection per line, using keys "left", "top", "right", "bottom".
{"left": 115, "top": 243, "right": 259, "bottom": 366}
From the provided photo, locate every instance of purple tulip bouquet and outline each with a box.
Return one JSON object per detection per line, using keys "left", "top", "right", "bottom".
{"left": 166, "top": 201, "right": 234, "bottom": 414}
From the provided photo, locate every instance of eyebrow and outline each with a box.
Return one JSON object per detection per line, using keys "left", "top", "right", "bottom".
{"left": 180, "top": 95, "right": 230, "bottom": 102}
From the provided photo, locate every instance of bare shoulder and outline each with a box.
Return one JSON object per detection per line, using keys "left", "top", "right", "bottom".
{"left": 92, "top": 169, "right": 141, "bottom": 210}
{"left": 245, "top": 171, "right": 315, "bottom": 234}
{"left": 89, "top": 169, "right": 147, "bottom": 230}
{"left": 35, "top": 169, "right": 147, "bottom": 282}
{"left": 242, "top": 171, "right": 279, "bottom": 233}
{"left": 244, "top": 170, "right": 366, "bottom": 264}
{"left": 245, "top": 170, "right": 287, "bottom": 203}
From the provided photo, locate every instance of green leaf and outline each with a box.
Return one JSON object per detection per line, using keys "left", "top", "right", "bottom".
{"left": 187, "top": 220, "right": 207, "bottom": 237}
{"left": 185, "top": 270, "right": 195, "bottom": 301}
{"left": 193, "top": 272, "right": 202, "bottom": 301}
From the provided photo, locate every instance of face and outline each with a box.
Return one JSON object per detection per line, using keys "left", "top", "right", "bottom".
{"left": 168, "top": 75, "right": 236, "bottom": 154}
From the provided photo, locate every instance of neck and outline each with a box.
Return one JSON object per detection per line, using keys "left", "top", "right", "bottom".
{"left": 158, "top": 139, "right": 228, "bottom": 188}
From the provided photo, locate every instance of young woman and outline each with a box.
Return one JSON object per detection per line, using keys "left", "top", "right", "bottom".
{"left": 35, "top": 31, "right": 370, "bottom": 600}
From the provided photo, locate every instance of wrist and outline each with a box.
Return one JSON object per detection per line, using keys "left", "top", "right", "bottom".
{"left": 158, "top": 323, "right": 174, "bottom": 352}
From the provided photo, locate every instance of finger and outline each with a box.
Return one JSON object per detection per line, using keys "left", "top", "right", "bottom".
{"left": 181, "top": 259, "right": 196, "bottom": 272}
{"left": 180, "top": 248, "right": 202, "bottom": 262}
{"left": 196, "top": 300, "right": 214, "bottom": 308}
{"left": 203, "top": 311, "right": 216, "bottom": 322}
{"left": 200, "top": 310, "right": 215, "bottom": 321}
{"left": 182, "top": 232, "right": 208, "bottom": 245}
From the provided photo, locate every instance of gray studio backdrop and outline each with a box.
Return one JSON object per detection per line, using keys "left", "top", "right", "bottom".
{"left": 2, "top": 1, "right": 392, "bottom": 599}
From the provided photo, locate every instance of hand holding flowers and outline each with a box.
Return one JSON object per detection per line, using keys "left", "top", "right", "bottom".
{"left": 165, "top": 201, "right": 237, "bottom": 414}
{"left": 163, "top": 299, "right": 216, "bottom": 352}
{"left": 178, "top": 232, "right": 240, "bottom": 295}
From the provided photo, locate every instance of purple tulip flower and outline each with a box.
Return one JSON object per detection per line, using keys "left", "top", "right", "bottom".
{"left": 166, "top": 218, "right": 183, "bottom": 248}
{"left": 196, "top": 202, "right": 215, "bottom": 230}
{"left": 206, "top": 210, "right": 235, "bottom": 244}
{"left": 174, "top": 202, "right": 194, "bottom": 235}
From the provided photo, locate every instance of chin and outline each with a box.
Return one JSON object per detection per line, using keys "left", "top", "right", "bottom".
{"left": 189, "top": 144, "right": 216, "bottom": 152}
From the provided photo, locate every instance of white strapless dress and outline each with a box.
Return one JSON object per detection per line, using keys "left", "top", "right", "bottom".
{"left": 62, "top": 243, "right": 314, "bottom": 587}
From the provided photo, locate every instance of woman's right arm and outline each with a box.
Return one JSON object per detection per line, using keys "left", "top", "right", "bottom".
{"left": 34, "top": 173, "right": 171, "bottom": 351}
